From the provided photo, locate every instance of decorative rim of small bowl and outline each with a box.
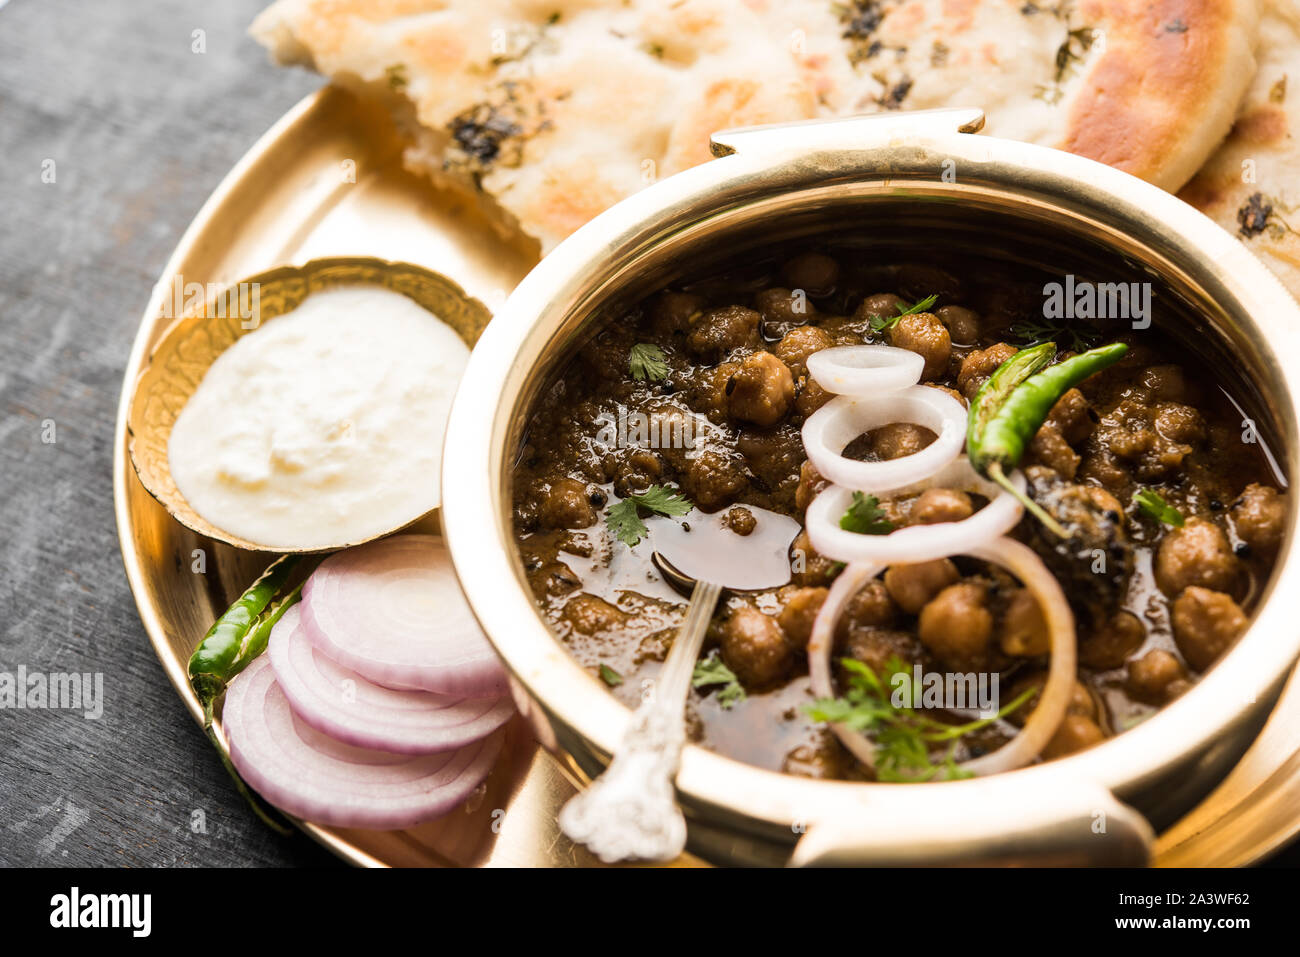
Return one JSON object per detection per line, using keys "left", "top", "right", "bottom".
{"left": 126, "top": 256, "right": 492, "bottom": 554}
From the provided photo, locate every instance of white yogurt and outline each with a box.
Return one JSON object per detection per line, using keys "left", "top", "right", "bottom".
{"left": 168, "top": 286, "right": 470, "bottom": 549}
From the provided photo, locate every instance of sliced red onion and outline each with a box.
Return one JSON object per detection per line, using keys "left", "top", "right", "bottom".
{"left": 267, "top": 604, "right": 514, "bottom": 755}
{"left": 806, "top": 345, "right": 923, "bottom": 396}
{"left": 301, "top": 534, "right": 508, "bottom": 697}
{"left": 801, "top": 386, "right": 966, "bottom": 494}
{"left": 806, "top": 538, "right": 1075, "bottom": 776}
{"left": 806, "top": 456, "right": 1025, "bottom": 564}
{"left": 224, "top": 656, "right": 506, "bottom": 829}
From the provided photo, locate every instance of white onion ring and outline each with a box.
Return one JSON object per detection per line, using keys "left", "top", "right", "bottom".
{"left": 806, "top": 538, "right": 1075, "bottom": 776}
{"left": 801, "top": 386, "right": 967, "bottom": 494}
{"left": 805, "top": 456, "right": 1026, "bottom": 565}
{"left": 806, "top": 345, "right": 924, "bottom": 396}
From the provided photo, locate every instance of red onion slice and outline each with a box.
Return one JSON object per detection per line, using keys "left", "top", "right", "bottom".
{"left": 807, "top": 538, "right": 1075, "bottom": 776}
{"left": 301, "top": 534, "right": 508, "bottom": 696}
{"left": 223, "top": 656, "right": 505, "bottom": 830}
{"left": 267, "top": 605, "right": 514, "bottom": 755}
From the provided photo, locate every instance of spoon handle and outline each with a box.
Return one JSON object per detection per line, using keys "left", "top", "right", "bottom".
{"left": 558, "top": 578, "right": 723, "bottom": 863}
{"left": 654, "top": 578, "right": 724, "bottom": 707}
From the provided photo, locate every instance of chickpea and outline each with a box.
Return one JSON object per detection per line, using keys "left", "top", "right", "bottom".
{"left": 934, "top": 304, "right": 980, "bottom": 344}
{"left": 841, "top": 580, "right": 898, "bottom": 630}
{"left": 726, "top": 351, "right": 794, "bottom": 426}
{"left": 685, "top": 305, "right": 760, "bottom": 360}
{"left": 917, "top": 582, "right": 994, "bottom": 670}
{"left": 889, "top": 312, "right": 950, "bottom": 380}
{"left": 853, "top": 292, "right": 906, "bottom": 324}
{"left": 1045, "top": 388, "right": 1093, "bottom": 444}
{"left": 1126, "top": 649, "right": 1189, "bottom": 704}
{"left": 1172, "top": 586, "right": 1247, "bottom": 671}
{"left": 794, "top": 460, "right": 829, "bottom": 514}
{"left": 1079, "top": 610, "right": 1145, "bottom": 670}
{"left": 539, "top": 477, "right": 597, "bottom": 529}
{"left": 860, "top": 422, "right": 935, "bottom": 461}
{"left": 883, "top": 558, "right": 959, "bottom": 614}
{"left": 682, "top": 449, "right": 747, "bottom": 511}
{"left": 780, "top": 253, "right": 840, "bottom": 297}
{"left": 1041, "top": 714, "right": 1106, "bottom": 759}
{"left": 648, "top": 290, "right": 705, "bottom": 336}
{"left": 775, "top": 586, "right": 828, "bottom": 648}
{"left": 795, "top": 377, "right": 834, "bottom": 416}
{"left": 1231, "top": 483, "right": 1286, "bottom": 554}
{"left": 1000, "top": 588, "right": 1049, "bottom": 656}
{"left": 774, "top": 325, "right": 832, "bottom": 379}
{"left": 755, "top": 287, "right": 816, "bottom": 325}
{"left": 1154, "top": 518, "right": 1239, "bottom": 595}
{"left": 721, "top": 606, "right": 792, "bottom": 687}
{"left": 957, "top": 342, "right": 1018, "bottom": 398}
{"left": 910, "top": 487, "right": 973, "bottom": 525}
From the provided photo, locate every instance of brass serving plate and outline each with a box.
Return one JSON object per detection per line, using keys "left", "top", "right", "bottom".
{"left": 115, "top": 87, "right": 1297, "bottom": 866}
{"left": 112, "top": 84, "right": 700, "bottom": 867}
{"left": 127, "top": 257, "right": 492, "bottom": 553}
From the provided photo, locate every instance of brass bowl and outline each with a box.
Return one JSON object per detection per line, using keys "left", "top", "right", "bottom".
{"left": 127, "top": 256, "right": 491, "bottom": 553}
{"left": 441, "top": 108, "right": 1300, "bottom": 866}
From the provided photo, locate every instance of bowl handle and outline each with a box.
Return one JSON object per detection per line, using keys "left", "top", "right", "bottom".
{"left": 789, "top": 779, "right": 1153, "bottom": 867}
{"left": 710, "top": 107, "right": 987, "bottom": 159}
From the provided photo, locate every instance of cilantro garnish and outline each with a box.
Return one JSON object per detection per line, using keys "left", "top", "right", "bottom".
{"left": 839, "top": 491, "right": 894, "bottom": 535}
{"left": 1008, "top": 319, "right": 1102, "bottom": 353}
{"left": 599, "top": 664, "right": 624, "bottom": 687}
{"left": 604, "top": 485, "right": 693, "bottom": 546}
{"left": 870, "top": 293, "right": 939, "bottom": 333}
{"left": 1133, "top": 488, "right": 1184, "bottom": 527}
{"left": 692, "top": 653, "right": 746, "bottom": 709}
{"left": 804, "top": 657, "right": 1036, "bottom": 782}
{"left": 629, "top": 343, "right": 669, "bottom": 382}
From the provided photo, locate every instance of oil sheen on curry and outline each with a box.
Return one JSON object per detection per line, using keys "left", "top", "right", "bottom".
{"left": 511, "top": 248, "right": 1287, "bottom": 782}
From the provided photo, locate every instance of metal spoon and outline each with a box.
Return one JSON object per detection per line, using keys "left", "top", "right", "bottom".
{"left": 558, "top": 505, "right": 800, "bottom": 863}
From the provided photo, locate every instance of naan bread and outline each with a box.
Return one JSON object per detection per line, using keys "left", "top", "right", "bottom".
{"left": 251, "top": 0, "right": 1262, "bottom": 253}
{"left": 1180, "top": 0, "right": 1300, "bottom": 299}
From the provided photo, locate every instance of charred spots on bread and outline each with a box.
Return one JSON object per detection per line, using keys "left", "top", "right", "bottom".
{"left": 1238, "top": 193, "right": 1274, "bottom": 237}
{"left": 444, "top": 82, "right": 551, "bottom": 185}
{"left": 838, "top": 1, "right": 887, "bottom": 65}
{"left": 1236, "top": 192, "right": 1295, "bottom": 241}
{"left": 876, "top": 75, "right": 913, "bottom": 111}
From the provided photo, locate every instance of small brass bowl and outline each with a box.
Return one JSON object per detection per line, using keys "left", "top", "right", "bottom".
{"left": 127, "top": 256, "right": 491, "bottom": 553}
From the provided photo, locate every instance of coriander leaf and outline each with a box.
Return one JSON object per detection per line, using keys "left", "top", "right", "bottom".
{"left": 692, "top": 653, "right": 746, "bottom": 709}
{"left": 839, "top": 491, "right": 894, "bottom": 535}
{"left": 598, "top": 663, "right": 624, "bottom": 687}
{"left": 1133, "top": 488, "right": 1184, "bottom": 527}
{"left": 629, "top": 343, "right": 669, "bottom": 382}
{"left": 604, "top": 484, "right": 694, "bottom": 546}
{"left": 631, "top": 485, "right": 693, "bottom": 517}
{"left": 1008, "top": 319, "right": 1101, "bottom": 353}
{"left": 870, "top": 293, "right": 939, "bottom": 333}
{"left": 802, "top": 656, "right": 1031, "bottom": 783}
{"left": 605, "top": 498, "right": 648, "bottom": 547}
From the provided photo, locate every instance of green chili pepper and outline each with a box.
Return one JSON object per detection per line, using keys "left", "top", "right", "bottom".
{"left": 188, "top": 554, "right": 300, "bottom": 706}
{"left": 188, "top": 554, "right": 302, "bottom": 836}
{"left": 968, "top": 341, "right": 1129, "bottom": 537}
{"left": 966, "top": 341, "right": 1058, "bottom": 458}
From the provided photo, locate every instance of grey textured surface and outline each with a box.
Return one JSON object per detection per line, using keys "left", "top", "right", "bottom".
{"left": 1, "top": 0, "right": 1297, "bottom": 871}
{"left": 0, "top": 0, "right": 337, "bottom": 866}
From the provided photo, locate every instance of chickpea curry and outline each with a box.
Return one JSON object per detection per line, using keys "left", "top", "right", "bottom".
{"left": 511, "top": 248, "right": 1287, "bottom": 781}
